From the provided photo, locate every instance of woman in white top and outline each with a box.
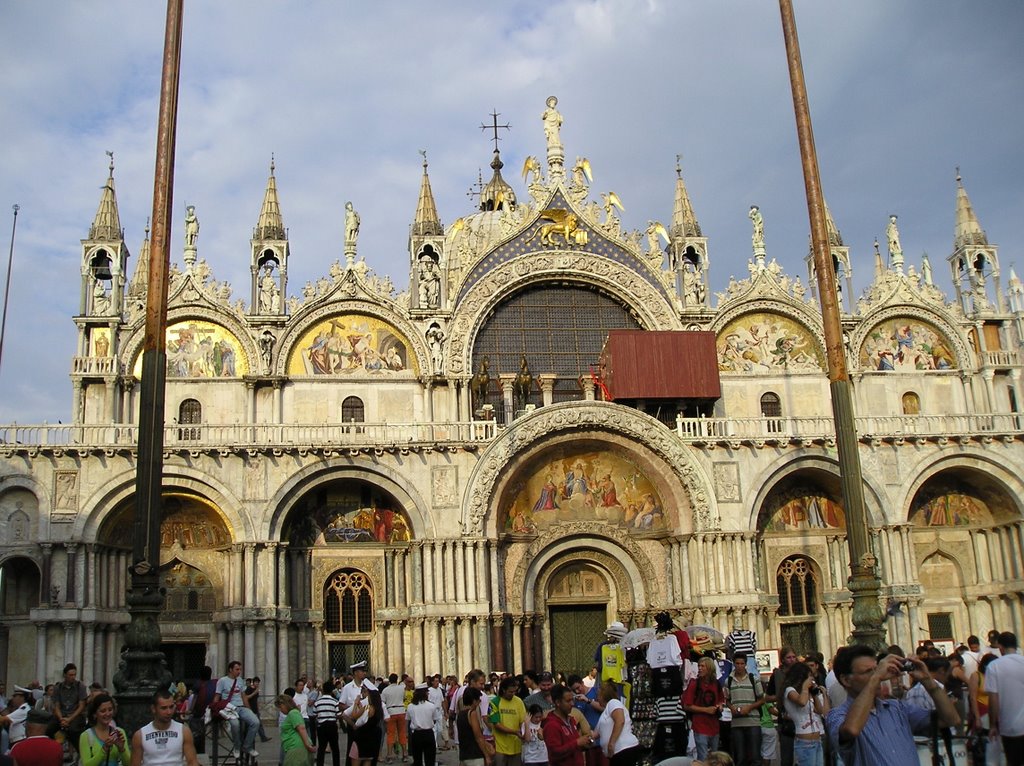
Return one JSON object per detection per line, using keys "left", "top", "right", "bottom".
{"left": 595, "top": 680, "right": 642, "bottom": 766}
{"left": 783, "top": 662, "right": 830, "bottom": 766}
{"left": 406, "top": 685, "right": 440, "bottom": 766}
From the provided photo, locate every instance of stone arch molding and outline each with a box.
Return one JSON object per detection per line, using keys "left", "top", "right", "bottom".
{"left": 461, "top": 401, "right": 717, "bottom": 535}
{"left": 447, "top": 253, "right": 681, "bottom": 376}
{"left": 896, "top": 449, "right": 1024, "bottom": 524}
{"left": 515, "top": 530, "right": 654, "bottom": 613}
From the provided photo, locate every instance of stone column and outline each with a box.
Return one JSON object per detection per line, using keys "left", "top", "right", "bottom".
{"left": 65, "top": 543, "right": 79, "bottom": 606}
{"left": 82, "top": 624, "right": 95, "bottom": 682}
{"left": 681, "top": 538, "right": 692, "bottom": 602}
{"left": 277, "top": 622, "right": 291, "bottom": 692}
{"left": 263, "top": 621, "right": 277, "bottom": 695}
{"left": 396, "top": 549, "right": 408, "bottom": 607}
{"left": 499, "top": 375, "right": 516, "bottom": 422}
{"left": 385, "top": 550, "right": 396, "bottom": 608}
{"left": 312, "top": 621, "right": 325, "bottom": 679}
{"left": 423, "top": 380, "right": 433, "bottom": 422}
{"left": 245, "top": 543, "right": 258, "bottom": 606}
{"left": 412, "top": 544, "right": 424, "bottom": 604}
{"left": 531, "top": 615, "right": 545, "bottom": 672}
{"left": 477, "top": 543, "right": 489, "bottom": 607}
{"left": 422, "top": 541, "right": 435, "bottom": 604}
{"left": 245, "top": 621, "right": 257, "bottom": 671}
{"left": 63, "top": 621, "right": 78, "bottom": 665}
{"left": 490, "top": 615, "right": 506, "bottom": 671}
{"left": 277, "top": 542, "right": 289, "bottom": 608}
{"left": 443, "top": 620, "right": 458, "bottom": 675}
{"left": 246, "top": 381, "right": 257, "bottom": 424}
{"left": 488, "top": 542, "right": 500, "bottom": 611}
{"left": 86, "top": 544, "right": 98, "bottom": 608}
{"left": 273, "top": 379, "right": 284, "bottom": 423}
{"left": 476, "top": 617, "right": 492, "bottom": 673}
{"left": 410, "top": 619, "right": 425, "bottom": 680}
{"left": 40, "top": 543, "right": 53, "bottom": 604}
{"left": 425, "top": 618, "right": 442, "bottom": 675}
{"left": 520, "top": 616, "right": 533, "bottom": 671}
{"left": 538, "top": 374, "right": 557, "bottom": 407}
{"left": 36, "top": 623, "right": 48, "bottom": 682}
{"left": 454, "top": 541, "right": 466, "bottom": 604}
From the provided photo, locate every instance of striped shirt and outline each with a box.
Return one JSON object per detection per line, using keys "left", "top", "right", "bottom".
{"left": 314, "top": 694, "right": 341, "bottom": 723}
{"left": 726, "top": 629, "right": 757, "bottom": 658}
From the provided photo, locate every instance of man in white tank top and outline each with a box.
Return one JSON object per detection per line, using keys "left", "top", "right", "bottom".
{"left": 130, "top": 689, "right": 200, "bottom": 766}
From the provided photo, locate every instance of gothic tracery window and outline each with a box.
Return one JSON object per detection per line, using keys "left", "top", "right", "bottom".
{"left": 776, "top": 555, "right": 818, "bottom": 617}
{"left": 324, "top": 569, "right": 373, "bottom": 634}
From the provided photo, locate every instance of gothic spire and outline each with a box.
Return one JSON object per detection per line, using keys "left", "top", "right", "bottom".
{"left": 824, "top": 198, "right": 843, "bottom": 247}
{"left": 479, "top": 149, "right": 516, "bottom": 212}
{"left": 127, "top": 220, "right": 151, "bottom": 299}
{"left": 253, "top": 156, "right": 286, "bottom": 241}
{"left": 412, "top": 151, "right": 443, "bottom": 236}
{"left": 89, "top": 151, "right": 123, "bottom": 241}
{"left": 670, "top": 156, "right": 701, "bottom": 238}
{"left": 954, "top": 169, "right": 988, "bottom": 250}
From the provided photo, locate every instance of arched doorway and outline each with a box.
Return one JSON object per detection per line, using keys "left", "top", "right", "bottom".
{"left": 545, "top": 562, "right": 611, "bottom": 678}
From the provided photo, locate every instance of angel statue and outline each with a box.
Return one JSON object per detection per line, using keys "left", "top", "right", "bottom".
{"left": 521, "top": 156, "right": 542, "bottom": 185}
{"left": 748, "top": 205, "right": 764, "bottom": 248}
{"left": 571, "top": 157, "right": 592, "bottom": 187}
{"left": 345, "top": 201, "right": 360, "bottom": 246}
{"left": 646, "top": 221, "right": 669, "bottom": 255}
{"left": 601, "top": 192, "right": 624, "bottom": 225}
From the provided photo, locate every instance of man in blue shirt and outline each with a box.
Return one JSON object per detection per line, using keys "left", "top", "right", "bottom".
{"left": 825, "top": 645, "right": 959, "bottom": 765}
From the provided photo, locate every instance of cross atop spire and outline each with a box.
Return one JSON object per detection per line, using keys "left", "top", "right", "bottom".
{"left": 480, "top": 110, "right": 510, "bottom": 153}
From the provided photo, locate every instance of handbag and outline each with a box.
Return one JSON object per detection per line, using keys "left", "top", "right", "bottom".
{"left": 209, "top": 678, "right": 237, "bottom": 721}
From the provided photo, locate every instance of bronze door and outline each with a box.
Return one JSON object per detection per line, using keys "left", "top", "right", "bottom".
{"left": 549, "top": 605, "right": 607, "bottom": 678}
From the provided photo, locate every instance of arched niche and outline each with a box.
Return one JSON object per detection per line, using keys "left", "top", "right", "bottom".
{"left": 99, "top": 490, "right": 232, "bottom": 549}
{"left": 907, "top": 469, "right": 1015, "bottom": 527}
{"left": 287, "top": 313, "right": 418, "bottom": 376}
{"left": 0, "top": 556, "right": 41, "bottom": 615}
{"left": 283, "top": 478, "right": 414, "bottom": 546}
{"left": 715, "top": 311, "right": 824, "bottom": 373}
{"left": 0, "top": 488, "right": 39, "bottom": 544}
{"left": 132, "top": 319, "right": 249, "bottom": 378}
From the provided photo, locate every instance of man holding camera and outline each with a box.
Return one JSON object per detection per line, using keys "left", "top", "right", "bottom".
{"left": 825, "top": 645, "right": 959, "bottom": 765}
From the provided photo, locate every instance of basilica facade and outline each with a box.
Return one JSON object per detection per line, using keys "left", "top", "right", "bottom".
{"left": 1, "top": 99, "right": 1023, "bottom": 694}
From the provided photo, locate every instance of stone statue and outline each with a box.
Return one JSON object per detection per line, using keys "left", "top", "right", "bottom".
{"left": 418, "top": 256, "right": 441, "bottom": 309}
{"left": 886, "top": 214, "right": 903, "bottom": 265}
{"left": 793, "top": 277, "right": 806, "bottom": 300}
{"left": 426, "top": 324, "right": 445, "bottom": 375}
{"left": 329, "top": 259, "right": 344, "bottom": 282}
{"left": 646, "top": 221, "right": 668, "bottom": 255}
{"left": 748, "top": 205, "right": 764, "bottom": 248}
{"left": 921, "top": 254, "right": 933, "bottom": 286}
{"left": 259, "top": 264, "right": 278, "bottom": 313}
{"left": 345, "top": 201, "right": 360, "bottom": 246}
{"left": 184, "top": 205, "right": 200, "bottom": 248}
{"left": 571, "top": 157, "right": 592, "bottom": 187}
{"left": 541, "top": 96, "right": 563, "bottom": 152}
{"left": 259, "top": 329, "right": 274, "bottom": 373}
{"left": 92, "top": 278, "right": 110, "bottom": 315}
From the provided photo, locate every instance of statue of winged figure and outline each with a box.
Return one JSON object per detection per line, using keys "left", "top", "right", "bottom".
{"left": 646, "top": 220, "right": 669, "bottom": 254}
{"left": 571, "top": 157, "right": 592, "bottom": 187}
{"left": 601, "top": 192, "right": 624, "bottom": 225}
{"left": 521, "top": 156, "right": 542, "bottom": 184}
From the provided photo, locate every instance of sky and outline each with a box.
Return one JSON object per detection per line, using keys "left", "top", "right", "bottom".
{"left": 0, "top": 1, "right": 1022, "bottom": 423}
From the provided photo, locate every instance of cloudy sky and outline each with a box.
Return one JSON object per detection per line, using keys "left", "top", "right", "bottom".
{"left": 1, "top": 1, "right": 1022, "bottom": 423}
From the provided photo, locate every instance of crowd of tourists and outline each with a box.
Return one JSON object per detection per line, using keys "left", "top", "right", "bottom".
{"left": 2, "top": 624, "right": 1023, "bottom": 766}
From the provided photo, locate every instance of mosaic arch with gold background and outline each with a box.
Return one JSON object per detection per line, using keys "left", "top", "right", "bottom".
{"left": 716, "top": 312, "right": 824, "bottom": 373}
{"left": 284, "top": 480, "right": 414, "bottom": 547}
{"left": 132, "top": 320, "right": 248, "bottom": 378}
{"left": 760, "top": 485, "right": 846, "bottom": 532}
{"left": 287, "top": 314, "right": 419, "bottom": 377}
{"left": 99, "top": 491, "right": 232, "bottom": 548}
{"left": 502, "top": 448, "right": 674, "bottom": 534}
{"left": 859, "top": 318, "right": 957, "bottom": 372}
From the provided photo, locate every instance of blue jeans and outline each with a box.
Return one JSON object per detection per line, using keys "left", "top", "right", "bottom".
{"left": 793, "top": 738, "right": 823, "bottom": 766}
{"left": 694, "top": 732, "right": 719, "bottom": 761}
{"left": 229, "top": 705, "right": 261, "bottom": 752}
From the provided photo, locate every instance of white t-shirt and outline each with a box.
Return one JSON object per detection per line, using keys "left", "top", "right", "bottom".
{"left": 596, "top": 698, "right": 639, "bottom": 756}
{"left": 986, "top": 652, "right": 1024, "bottom": 736}
{"left": 339, "top": 680, "right": 362, "bottom": 711}
{"left": 521, "top": 720, "right": 547, "bottom": 764}
{"left": 140, "top": 720, "right": 185, "bottom": 766}
{"left": 407, "top": 701, "right": 439, "bottom": 731}
{"left": 215, "top": 676, "right": 245, "bottom": 707}
{"left": 783, "top": 687, "right": 824, "bottom": 737}
{"left": 294, "top": 690, "right": 310, "bottom": 717}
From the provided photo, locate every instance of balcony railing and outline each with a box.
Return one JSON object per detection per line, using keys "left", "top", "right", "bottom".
{"left": 983, "top": 349, "right": 1020, "bottom": 368}
{"left": 72, "top": 356, "right": 121, "bottom": 375}
{"left": 0, "top": 420, "right": 498, "bottom": 449}
{"left": 1, "top": 412, "right": 1020, "bottom": 451}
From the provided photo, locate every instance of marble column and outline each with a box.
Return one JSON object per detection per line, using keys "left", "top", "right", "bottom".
{"left": 63, "top": 621, "right": 77, "bottom": 666}
{"left": 277, "top": 622, "right": 290, "bottom": 691}
{"left": 397, "top": 550, "right": 408, "bottom": 607}
{"left": 65, "top": 543, "right": 79, "bottom": 606}
{"left": 454, "top": 542, "right": 466, "bottom": 604}
{"left": 538, "top": 374, "right": 557, "bottom": 407}
{"left": 444, "top": 620, "right": 457, "bottom": 675}
{"left": 490, "top": 616, "right": 506, "bottom": 672}
{"left": 245, "top": 621, "right": 257, "bottom": 671}
{"left": 312, "top": 622, "right": 325, "bottom": 680}
{"left": 412, "top": 545, "right": 424, "bottom": 604}
{"left": 36, "top": 623, "right": 48, "bottom": 683}
{"left": 264, "top": 621, "right": 277, "bottom": 695}
{"left": 385, "top": 550, "right": 396, "bottom": 608}
{"left": 499, "top": 375, "right": 516, "bottom": 423}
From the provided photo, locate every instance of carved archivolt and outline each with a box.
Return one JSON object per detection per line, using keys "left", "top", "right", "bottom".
{"left": 461, "top": 401, "right": 716, "bottom": 535}
{"left": 448, "top": 254, "right": 681, "bottom": 376}
{"left": 531, "top": 549, "right": 630, "bottom": 613}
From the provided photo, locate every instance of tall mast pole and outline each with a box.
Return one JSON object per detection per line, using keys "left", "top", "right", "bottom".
{"left": 0, "top": 204, "right": 20, "bottom": 376}
{"left": 778, "top": 0, "right": 885, "bottom": 648}
{"left": 113, "top": 0, "right": 184, "bottom": 733}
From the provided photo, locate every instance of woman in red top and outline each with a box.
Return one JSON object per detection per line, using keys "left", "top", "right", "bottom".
{"left": 543, "top": 685, "right": 593, "bottom": 766}
{"left": 683, "top": 657, "right": 725, "bottom": 761}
